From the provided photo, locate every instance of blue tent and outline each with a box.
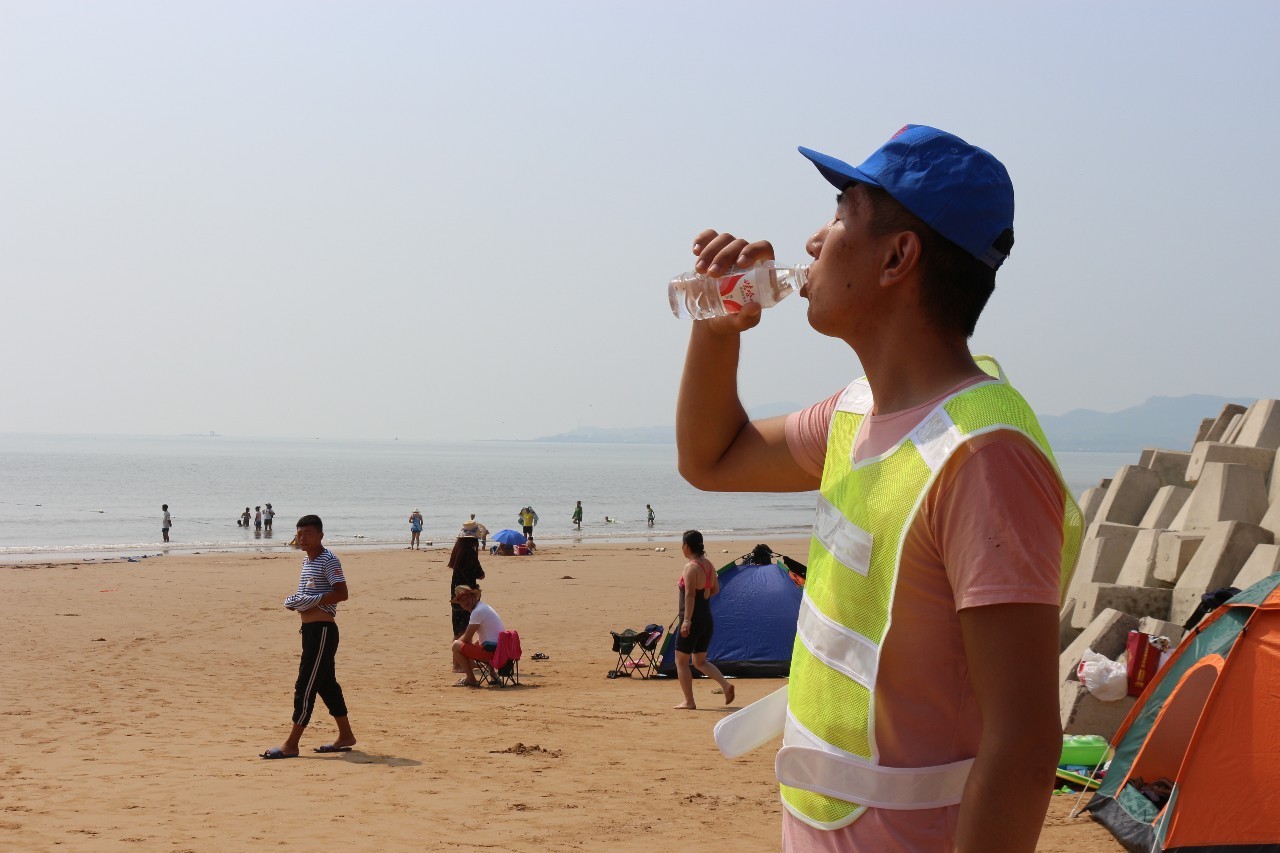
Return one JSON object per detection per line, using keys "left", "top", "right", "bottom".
{"left": 658, "top": 556, "right": 804, "bottom": 678}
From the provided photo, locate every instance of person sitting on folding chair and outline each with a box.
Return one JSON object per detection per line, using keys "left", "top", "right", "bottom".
{"left": 450, "top": 585, "right": 505, "bottom": 688}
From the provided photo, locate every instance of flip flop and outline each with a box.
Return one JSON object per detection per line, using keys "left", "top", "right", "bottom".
{"left": 260, "top": 748, "right": 299, "bottom": 760}
{"left": 313, "top": 744, "right": 353, "bottom": 754}
{"left": 452, "top": 678, "right": 481, "bottom": 688}
{"left": 532, "top": 652, "right": 549, "bottom": 661}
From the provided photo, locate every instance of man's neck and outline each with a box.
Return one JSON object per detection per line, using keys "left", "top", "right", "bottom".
{"left": 304, "top": 546, "right": 324, "bottom": 560}
{"left": 851, "top": 323, "right": 984, "bottom": 416}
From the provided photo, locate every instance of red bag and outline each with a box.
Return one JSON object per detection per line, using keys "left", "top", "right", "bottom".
{"left": 1125, "top": 631, "right": 1163, "bottom": 697}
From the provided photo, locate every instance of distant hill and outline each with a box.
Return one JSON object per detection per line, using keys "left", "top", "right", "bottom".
{"left": 532, "top": 395, "right": 1258, "bottom": 452}
{"left": 1040, "top": 394, "right": 1254, "bottom": 452}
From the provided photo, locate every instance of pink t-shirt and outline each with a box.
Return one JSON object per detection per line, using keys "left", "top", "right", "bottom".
{"left": 781, "top": 378, "right": 1065, "bottom": 851}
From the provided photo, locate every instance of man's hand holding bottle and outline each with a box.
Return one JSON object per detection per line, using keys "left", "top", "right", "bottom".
{"left": 670, "top": 230, "right": 808, "bottom": 327}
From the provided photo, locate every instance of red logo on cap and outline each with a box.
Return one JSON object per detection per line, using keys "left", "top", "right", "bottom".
{"left": 890, "top": 125, "right": 909, "bottom": 140}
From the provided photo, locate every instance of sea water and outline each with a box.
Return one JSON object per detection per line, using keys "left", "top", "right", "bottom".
{"left": 0, "top": 433, "right": 1135, "bottom": 562}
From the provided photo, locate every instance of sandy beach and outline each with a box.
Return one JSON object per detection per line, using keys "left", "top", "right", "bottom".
{"left": 5, "top": 538, "right": 1117, "bottom": 851}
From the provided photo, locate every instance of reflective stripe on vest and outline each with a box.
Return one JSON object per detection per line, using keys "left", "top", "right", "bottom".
{"left": 778, "top": 356, "right": 1082, "bottom": 830}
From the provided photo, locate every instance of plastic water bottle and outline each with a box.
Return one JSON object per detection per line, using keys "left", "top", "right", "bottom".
{"left": 668, "top": 261, "right": 810, "bottom": 320}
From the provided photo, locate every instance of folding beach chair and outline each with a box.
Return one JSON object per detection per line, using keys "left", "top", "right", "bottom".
{"left": 475, "top": 630, "right": 521, "bottom": 687}
{"left": 608, "top": 623, "right": 664, "bottom": 679}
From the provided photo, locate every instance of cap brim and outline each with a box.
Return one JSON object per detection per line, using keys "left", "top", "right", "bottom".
{"left": 798, "top": 146, "right": 880, "bottom": 191}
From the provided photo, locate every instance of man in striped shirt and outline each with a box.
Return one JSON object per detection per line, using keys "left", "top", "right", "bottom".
{"left": 260, "top": 514, "right": 357, "bottom": 758}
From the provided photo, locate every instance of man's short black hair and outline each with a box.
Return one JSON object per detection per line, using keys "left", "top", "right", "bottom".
{"left": 850, "top": 183, "right": 1006, "bottom": 338}
{"left": 296, "top": 514, "right": 324, "bottom": 533}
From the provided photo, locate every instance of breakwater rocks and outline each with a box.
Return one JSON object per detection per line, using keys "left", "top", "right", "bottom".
{"left": 1059, "top": 400, "right": 1280, "bottom": 737}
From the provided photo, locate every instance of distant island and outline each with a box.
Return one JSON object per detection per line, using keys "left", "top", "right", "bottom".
{"left": 532, "top": 395, "right": 1256, "bottom": 453}
{"left": 1038, "top": 394, "right": 1254, "bottom": 452}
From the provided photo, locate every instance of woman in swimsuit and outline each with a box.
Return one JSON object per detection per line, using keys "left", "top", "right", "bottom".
{"left": 673, "top": 529, "right": 734, "bottom": 710}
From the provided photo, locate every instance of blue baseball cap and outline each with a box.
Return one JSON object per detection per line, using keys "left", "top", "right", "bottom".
{"left": 799, "top": 125, "right": 1014, "bottom": 269}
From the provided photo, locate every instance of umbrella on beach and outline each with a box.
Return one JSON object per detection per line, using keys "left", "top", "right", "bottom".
{"left": 492, "top": 528, "right": 527, "bottom": 546}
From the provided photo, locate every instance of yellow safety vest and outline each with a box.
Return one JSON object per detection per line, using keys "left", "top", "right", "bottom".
{"left": 714, "top": 356, "right": 1082, "bottom": 830}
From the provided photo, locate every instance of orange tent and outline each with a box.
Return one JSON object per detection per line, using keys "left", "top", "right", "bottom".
{"left": 1083, "top": 573, "right": 1280, "bottom": 851}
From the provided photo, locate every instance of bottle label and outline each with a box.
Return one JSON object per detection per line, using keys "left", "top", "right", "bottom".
{"left": 718, "top": 269, "right": 765, "bottom": 313}
{"left": 670, "top": 263, "right": 796, "bottom": 319}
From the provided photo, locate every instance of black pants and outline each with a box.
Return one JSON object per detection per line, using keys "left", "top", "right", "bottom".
{"left": 452, "top": 604, "right": 470, "bottom": 638}
{"left": 293, "top": 621, "right": 348, "bottom": 726}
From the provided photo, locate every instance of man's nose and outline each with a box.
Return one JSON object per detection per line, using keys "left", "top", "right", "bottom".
{"left": 806, "top": 228, "right": 825, "bottom": 259}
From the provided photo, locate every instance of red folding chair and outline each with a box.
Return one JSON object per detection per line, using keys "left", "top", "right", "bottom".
{"left": 476, "top": 629, "right": 521, "bottom": 687}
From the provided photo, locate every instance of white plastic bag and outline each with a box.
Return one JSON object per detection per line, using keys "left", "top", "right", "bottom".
{"left": 1077, "top": 650, "right": 1128, "bottom": 702}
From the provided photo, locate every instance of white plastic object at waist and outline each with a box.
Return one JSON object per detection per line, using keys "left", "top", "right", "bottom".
{"left": 668, "top": 261, "right": 810, "bottom": 320}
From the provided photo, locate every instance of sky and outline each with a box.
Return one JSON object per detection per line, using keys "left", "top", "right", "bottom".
{"left": 2, "top": 2, "right": 1278, "bottom": 441}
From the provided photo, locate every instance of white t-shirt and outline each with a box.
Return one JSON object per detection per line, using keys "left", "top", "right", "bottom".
{"left": 162, "top": 511, "right": 171, "bottom": 529}
{"left": 467, "top": 601, "right": 505, "bottom": 646}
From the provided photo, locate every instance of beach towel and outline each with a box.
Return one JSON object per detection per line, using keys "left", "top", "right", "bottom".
{"left": 492, "top": 630, "right": 521, "bottom": 672}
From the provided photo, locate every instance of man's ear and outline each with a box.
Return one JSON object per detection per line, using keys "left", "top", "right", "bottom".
{"left": 880, "top": 231, "right": 922, "bottom": 288}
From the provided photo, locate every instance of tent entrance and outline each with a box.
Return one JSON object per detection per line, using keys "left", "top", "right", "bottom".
{"left": 1125, "top": 656, "right": 1222, "bottom": 789}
